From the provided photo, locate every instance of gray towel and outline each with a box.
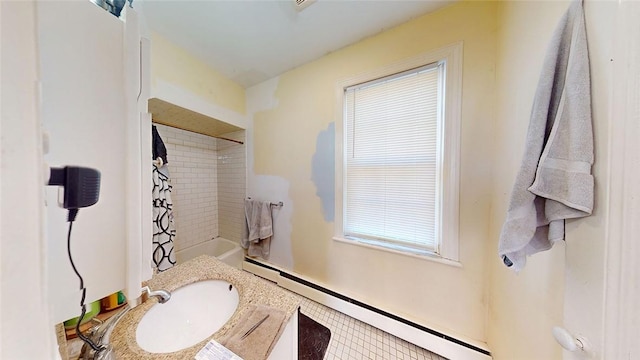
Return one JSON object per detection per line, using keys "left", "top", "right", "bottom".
{"left": 241, "top": 199, "right": 273, "bottom": 259}
{"left": 498, "top": 0, "right": 593, "bottom": 271}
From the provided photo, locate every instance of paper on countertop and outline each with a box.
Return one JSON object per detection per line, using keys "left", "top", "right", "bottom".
{"left": 194, "top": 340, "right": 243, "bottom": 360}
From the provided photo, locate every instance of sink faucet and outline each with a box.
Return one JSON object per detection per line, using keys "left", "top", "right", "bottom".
{"left": 141, "top": 286, "right": 171, "bottom": 303}
{"left": 78, "top": 305, "right": 130, "bottom": 360}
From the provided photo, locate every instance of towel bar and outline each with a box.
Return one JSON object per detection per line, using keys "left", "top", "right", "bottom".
{"left": 247, "top": 197, "right": 284, "bottom": 208}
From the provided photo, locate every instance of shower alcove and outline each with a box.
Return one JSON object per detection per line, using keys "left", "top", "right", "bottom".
{"left": 147, "top": 93, "right": 247, "bottom": 272}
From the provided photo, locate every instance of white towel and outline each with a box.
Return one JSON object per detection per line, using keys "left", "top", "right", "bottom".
{"left": 498, "top": 0, "right": 594, "bottom": 272}
{"left": 242, "top": 199, "right": 273, "bottom": 259}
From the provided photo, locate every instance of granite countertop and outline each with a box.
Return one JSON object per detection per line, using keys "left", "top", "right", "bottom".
{"left": 110, "top": 255, "right": 301, "bottom": 360}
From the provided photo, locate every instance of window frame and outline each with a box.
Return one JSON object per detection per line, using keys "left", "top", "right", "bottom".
{"left": 334, "top": 42, "right": 462, "bottom": 263}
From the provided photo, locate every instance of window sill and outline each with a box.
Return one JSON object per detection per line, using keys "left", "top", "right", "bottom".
{"left": 333, "top": 236, "right": 462, "bottom": 268}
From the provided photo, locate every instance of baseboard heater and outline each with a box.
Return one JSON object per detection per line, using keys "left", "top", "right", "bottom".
{"left": 243, "top": 257, "right": 492, "bottom": 360}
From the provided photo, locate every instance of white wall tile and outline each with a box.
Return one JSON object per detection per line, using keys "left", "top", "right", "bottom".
{"left": 152, "top": 125, "right": 245, "bottom": 249}
{"left": 217, "top": 130, "right": 246, "bottom": 243}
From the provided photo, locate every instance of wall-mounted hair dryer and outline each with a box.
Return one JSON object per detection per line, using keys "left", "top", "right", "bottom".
{"left": 47, "top": 166, "right": 101, "bottom": 221}
{"left": 46, "top": 165, "right": 104, "bottom": 353}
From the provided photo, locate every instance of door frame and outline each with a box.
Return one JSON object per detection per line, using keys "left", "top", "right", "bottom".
{"left": 0, "top": 1, "right": 59, "bottom": 358}
{"left": 603, "top": 1, "right": 640, "bottom": 358}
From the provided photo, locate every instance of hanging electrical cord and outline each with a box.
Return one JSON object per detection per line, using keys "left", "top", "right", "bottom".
{"left": 46, "top": 166, "right": 103, "bottom": 355}
{"left": 67, "top": 209, "right": 104, "bottom": 354}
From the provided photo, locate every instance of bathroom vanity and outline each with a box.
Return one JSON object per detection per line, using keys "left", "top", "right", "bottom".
{"left": 109, "top": 256, "right": 300, "bottom": 359}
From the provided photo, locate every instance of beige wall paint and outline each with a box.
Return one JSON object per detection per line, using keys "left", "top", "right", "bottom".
{"left": 487, "top": 2, "right": 568, "bottom": 359}
{"left": 488, "top": 1, "right": 613, "bottom": 359}
{"left": 150, "top": 32, "right": 246, "bottom": 115}
{"left": 244, "top": 0, "right": 616, "bottom": 356}
{"left": 248, "top": 2, "right": 498, "bottom": 342}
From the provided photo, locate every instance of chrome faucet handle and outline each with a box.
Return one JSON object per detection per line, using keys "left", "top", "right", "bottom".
{"left": 140, "top": 286, "right": 151, "bottom": 303}
{"left": 78, "top": 305, "right": 130, "bottom": 360}
{"left": 141, "top": 286, "right": 171, "bottom": 304}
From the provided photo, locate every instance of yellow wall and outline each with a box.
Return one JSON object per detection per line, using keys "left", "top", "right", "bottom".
{"left": 150, "top": 32, "right": 246, "bottom": 115}
{"left": 487, "top": 1, "right": 613, "bottom": 359}
{"left": 248, "top": 2, "right": 498, "bottom": 343}
{"left": 487, "top": 3, "right": 568, "bottom": 358}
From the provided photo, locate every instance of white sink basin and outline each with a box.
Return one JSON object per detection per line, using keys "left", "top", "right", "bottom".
{"left": 136, "top": 280, "right": 239, "bottom": 353}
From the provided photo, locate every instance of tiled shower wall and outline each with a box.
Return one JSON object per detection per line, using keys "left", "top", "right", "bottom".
{"left": 154, "top": 124, "right": 219, "bottom": 251}
{"left": 217, "top": 130, "right": 246, "bottom": 243}
{"left": 153, "top": 124, "right": 247, "bottom": 251}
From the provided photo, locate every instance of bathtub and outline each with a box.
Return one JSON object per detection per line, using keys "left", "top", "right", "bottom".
{"left": 175, "top": 237, "right": 243, "bottom": 269}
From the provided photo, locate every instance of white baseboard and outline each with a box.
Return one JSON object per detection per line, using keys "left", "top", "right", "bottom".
{"left": 242, "top": 259, "right": 280, "bottom": 282}
{"left": 242, "top": 259, "right": 492, "bottom": 360}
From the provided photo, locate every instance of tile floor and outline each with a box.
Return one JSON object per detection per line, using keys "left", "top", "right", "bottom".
{"left": 298, "top": 296, "right": 448, "bottom": 360}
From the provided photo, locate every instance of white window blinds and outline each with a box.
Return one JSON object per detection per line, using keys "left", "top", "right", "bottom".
{"left": 344, "top": 62, "right": 443, "bottom": 252}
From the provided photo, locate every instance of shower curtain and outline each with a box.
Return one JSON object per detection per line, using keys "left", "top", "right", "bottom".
{"left": 152, "top": 164, "right": 176, "bottom": 271}
{"left": 152, "top": 125, "right": 175, "bottom": 271}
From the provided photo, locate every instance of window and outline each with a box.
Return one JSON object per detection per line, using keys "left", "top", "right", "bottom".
{"left": 335, "top": 43, "right": 461, "bottom": 262}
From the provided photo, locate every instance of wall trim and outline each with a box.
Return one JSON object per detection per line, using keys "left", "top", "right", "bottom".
{"left": 124, "top": 6, "right": 144, "bottom": 308}
{"left": 243, "top": 258, "right": 492, "bottom": 360}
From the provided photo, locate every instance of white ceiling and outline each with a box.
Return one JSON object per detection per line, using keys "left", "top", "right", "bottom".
{"left": 140, "top": 0, "right": 453, "bottom": 88}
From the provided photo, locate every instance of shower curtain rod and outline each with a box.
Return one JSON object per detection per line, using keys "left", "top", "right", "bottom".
{"left": 214, "top": 136, "right": 244, "bottom": 145}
